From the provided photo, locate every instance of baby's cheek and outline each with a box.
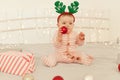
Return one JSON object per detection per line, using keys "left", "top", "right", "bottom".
{"left": 68, "top": 27, "right": 73, "bottom": 31}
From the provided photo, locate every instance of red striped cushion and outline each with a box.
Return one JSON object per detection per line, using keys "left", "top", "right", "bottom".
{"left": 0, "top": 51, "right": 35, "bottom": 76}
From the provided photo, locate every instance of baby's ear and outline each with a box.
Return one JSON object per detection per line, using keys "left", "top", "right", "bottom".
{"left": 57, "top": 23, "right": 59, "bottom": 27}
{"left": 73, "top": 23, "right": 74, "bottom": 26}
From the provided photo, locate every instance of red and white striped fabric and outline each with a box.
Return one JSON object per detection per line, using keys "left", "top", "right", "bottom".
{"left": 0, "top": 51, "right": 35, "bottom": 76}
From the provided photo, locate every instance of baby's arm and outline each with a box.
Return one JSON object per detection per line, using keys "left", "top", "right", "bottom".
{"left": 53, "top": 31, "right": 62, "bottom": 48}
{"left": 76, "top": 32, "right": 85, "bottom": 46}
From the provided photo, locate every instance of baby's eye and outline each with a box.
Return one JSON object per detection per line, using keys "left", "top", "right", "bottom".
{"left": 69, "top": 22, "right": 73, "bottom": 25}
{"left": 62, "top": 22, "right": 66, "bottom": 24}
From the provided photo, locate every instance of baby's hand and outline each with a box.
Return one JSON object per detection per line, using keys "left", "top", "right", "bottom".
{"left": 79, "top": 32, "right": 85, "bottom": 40}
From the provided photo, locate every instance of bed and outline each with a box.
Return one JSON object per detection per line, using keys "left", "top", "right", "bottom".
{"left": 0, "top": 43, "right": 120, "bottom": 80}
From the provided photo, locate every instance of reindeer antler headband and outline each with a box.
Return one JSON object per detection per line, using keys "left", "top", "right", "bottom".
{"left": 54, "top": 1, "right": 79, "bottom": 22}
{"left": 54, "top": 1, "right": 79, "bottom": 14}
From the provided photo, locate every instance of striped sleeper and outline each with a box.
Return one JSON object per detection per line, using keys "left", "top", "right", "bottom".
{"left": 41, "top": 31, "right": 93, "bottom": 67}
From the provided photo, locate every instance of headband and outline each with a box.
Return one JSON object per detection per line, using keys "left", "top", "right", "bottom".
{"left": 54, "top": 1, "right": 79, "bottom": 14}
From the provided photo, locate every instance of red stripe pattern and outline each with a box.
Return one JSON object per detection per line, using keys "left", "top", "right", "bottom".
{"left": 0, "top": 51, "right": 35, "bottom": 76}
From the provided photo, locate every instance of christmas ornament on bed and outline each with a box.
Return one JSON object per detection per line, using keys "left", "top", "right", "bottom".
{"left": 84, "top": 74, "right": 94, "bottom": 80}
{"left": 116, "top": 53, "right": 120, "bottom": 71}
{"left": 118, "top": 64, "right": 120, "bottom": 72}
{"left": 22, "top": 74, "right": 34, "bottom": 80}
{"left": 52, "top": 75, "right": 64, "bottom": 80}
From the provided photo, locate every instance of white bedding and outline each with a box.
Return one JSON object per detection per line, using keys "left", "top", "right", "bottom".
{"left": 0, "top": 43, "right": 120, "bottom": 80}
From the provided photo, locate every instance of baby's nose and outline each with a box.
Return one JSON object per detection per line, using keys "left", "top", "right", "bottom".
{"left": 65, "top": 25, "right": 70, "bottom": 28}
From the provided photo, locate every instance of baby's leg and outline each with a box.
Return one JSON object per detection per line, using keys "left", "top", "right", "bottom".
{"left": 41, "top": 54, "right": 57, "bottom": 67}
{"left": 56, "top": 52, "right": 74, "bottom": 63}
{"left": 68, "top": 52, "right": 81, "bottom": 63}
{"left": 80, "top": 53, "right": 93, "bottom": 65}
{"left": 71, "top": 52, "right": 93, "bottom": 65}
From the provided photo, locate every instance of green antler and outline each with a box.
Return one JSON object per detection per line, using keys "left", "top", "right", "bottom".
{"left": 54, "top": 1, "right": 66, "bottom": 14}
{"left": 68, "top": 1, "right": 79, "bottom": 14}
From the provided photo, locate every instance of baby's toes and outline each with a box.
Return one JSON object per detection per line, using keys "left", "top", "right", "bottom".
{"left": 88, "top": 55, "right": 94, "bottom": 60}
{"left": 82, "top": 57, "right": 92, "bottom": 65}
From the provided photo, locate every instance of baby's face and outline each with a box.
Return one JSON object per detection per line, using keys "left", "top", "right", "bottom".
{"left": 57, "top": 15, "right": 74, "bottom": 33}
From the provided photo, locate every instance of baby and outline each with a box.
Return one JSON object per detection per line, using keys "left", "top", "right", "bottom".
{"left": 41, "top": 1, "right": 93, "bottom": 67}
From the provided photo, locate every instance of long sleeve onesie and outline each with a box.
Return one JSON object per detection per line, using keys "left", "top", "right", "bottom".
{"left": 41, "top": 31, "right": 93, "bottom": 67}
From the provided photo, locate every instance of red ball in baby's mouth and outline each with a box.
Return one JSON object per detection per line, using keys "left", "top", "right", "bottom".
{"left": 52, "top": 76, "right": 64, "bottom": 80}
{"left": 60, "top": 26, "right": 68, "bottom": 34}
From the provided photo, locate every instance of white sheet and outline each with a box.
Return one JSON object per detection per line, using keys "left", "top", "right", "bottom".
{"left": 0, "top": 43, "right": 120, "bottom": 80}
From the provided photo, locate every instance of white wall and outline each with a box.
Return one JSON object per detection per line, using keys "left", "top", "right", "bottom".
{"left": 0, "top": 0, "right": 120, "bottom": 44}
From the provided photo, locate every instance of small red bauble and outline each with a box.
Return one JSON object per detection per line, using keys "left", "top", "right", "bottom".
{"left": 118, "top": 64, "right": 120, "bottom": 71}
{"left": 60, "top": 26, "right": 68, "bottom": 34}
{"left": 52, "top": 76, "right": 64, "bottom": 80}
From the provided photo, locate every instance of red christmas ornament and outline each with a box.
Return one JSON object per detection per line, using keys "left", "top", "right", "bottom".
{"left": 52, "top": 76, "right": 64, "bottom": 80}
{"left": 60, "top": 26, "right": 68, "bottom": 34}
{"left": 118, "top": 64, "right": 120, "bottom": 71}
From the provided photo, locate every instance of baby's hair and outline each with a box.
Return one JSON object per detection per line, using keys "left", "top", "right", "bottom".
{"left": 57, "top": 12, "right": 75, "bottom": 23}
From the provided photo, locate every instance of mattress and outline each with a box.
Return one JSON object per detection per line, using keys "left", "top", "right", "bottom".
{"left": 0, "top": 43, "right": 120, "bottom": 80}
